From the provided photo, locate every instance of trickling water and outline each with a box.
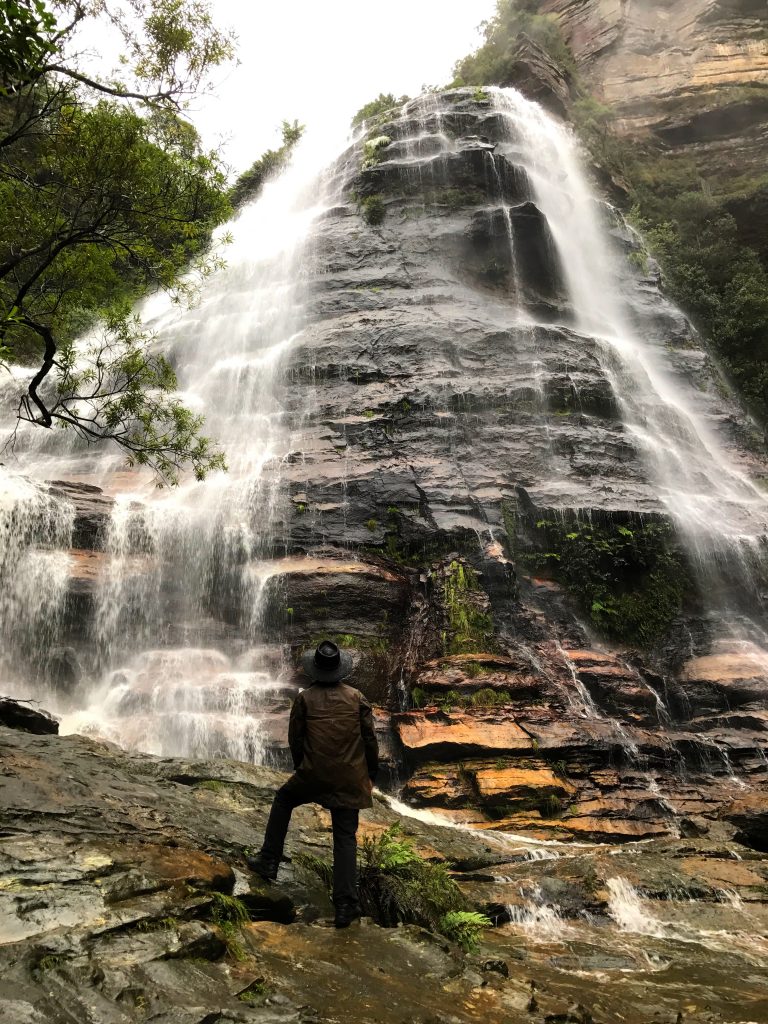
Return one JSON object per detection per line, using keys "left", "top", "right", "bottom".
{"left": 507, "top": 885, "right": 571, "bottom": 940}
{"left": 607, "top": 876, "right": 664, "bottom": 936}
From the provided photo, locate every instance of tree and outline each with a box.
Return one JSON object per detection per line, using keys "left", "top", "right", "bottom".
{"left": 0, "top": 0, "right": 236, "bottom": 482}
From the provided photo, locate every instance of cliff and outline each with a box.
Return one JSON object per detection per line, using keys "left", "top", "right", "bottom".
{"left": 8, "top": 88, "right": 766, "bottom": 849}
{"left": 543, "top": 0, "right": 768, "bottom": 166}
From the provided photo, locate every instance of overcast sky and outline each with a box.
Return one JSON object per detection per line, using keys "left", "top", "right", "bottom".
{"left": 185, "top": 0, "right": 497, "bottom": 174}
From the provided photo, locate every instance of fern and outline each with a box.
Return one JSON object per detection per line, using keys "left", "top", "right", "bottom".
{"left": 297, "top": 824, "right": 474, "bottom": 940}
{"left": 440, "top": 911, "right": 492, "bottom": 952}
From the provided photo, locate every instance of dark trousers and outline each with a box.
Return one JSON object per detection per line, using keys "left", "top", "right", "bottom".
{"left": 260, "top": 783, "right": 360, "bottom": 905}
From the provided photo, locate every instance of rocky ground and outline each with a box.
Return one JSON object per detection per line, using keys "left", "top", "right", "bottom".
{"left": 2, "top": 711, "right": 768, "bottom": 1024}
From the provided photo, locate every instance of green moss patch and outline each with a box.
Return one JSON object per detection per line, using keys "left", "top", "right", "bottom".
{"left": 442, "top": 559, "right": 495, "bottom": 655}
{"left": 523, "top": 516, "right": 690, "bottom": 647}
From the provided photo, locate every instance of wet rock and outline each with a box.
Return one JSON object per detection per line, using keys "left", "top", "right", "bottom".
{"left": 679, "top": 651, "right": 768, "bottom": 710}
{"left": 394, "top": 709, "right": 534, "bottom": 763}
{"left": 510, "top": 201, "right": 568, "bottom": 309}
{"left": 0, "top": 698, "right": 58, "bottom": 734}
{"left": 47, "top": 480, "right": 114, "bottom": 551}
{"left": 721, "top": 793, "right": 768, "bottom": 852}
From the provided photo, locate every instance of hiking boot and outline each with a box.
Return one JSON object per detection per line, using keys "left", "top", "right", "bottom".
{"left": 334, "top": 899, "right": 361, "bottom": 929}
{"left": 245, "top": 851, "right": 279, "bottom": 882}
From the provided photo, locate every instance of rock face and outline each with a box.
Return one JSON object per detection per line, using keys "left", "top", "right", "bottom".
{"left": 2, "top": 725, "right": 768, "bottom": 1024}
{"left": 542, "top": 0, "right": 768, "bottom": 182}
{"left": 3, "top": 89, "right": 766, "bottom": 850}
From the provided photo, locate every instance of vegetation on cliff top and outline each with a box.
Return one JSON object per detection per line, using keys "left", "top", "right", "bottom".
{"left": 0, "top": 0, "right": 235, "bottom": 482}
{"left": 452, "top": 0, "right": 576, "bottom": 85}
{"left": 351, "top": 92, "right": 409, "bottom": 130}
{"left": 230, "top": 119, "right": 305, "bottom": 209}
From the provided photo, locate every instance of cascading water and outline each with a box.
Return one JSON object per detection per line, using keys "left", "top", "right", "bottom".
{"left": 1, "top": 84, "right": 767, "bottom": 773}
{"left": 0, "top": 126, "right": 349, "bottom": 756}
{"left": 487, "top": 88, "right": 768, "bottom": 632}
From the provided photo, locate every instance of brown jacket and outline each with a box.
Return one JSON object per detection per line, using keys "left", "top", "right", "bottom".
{"left": 284, "top": 680, "right": 379, "bottom": 809}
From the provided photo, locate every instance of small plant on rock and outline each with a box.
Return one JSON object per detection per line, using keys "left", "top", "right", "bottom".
{"left": 296, "top": 824, "right": 484, "bottom": 944}
{"left": 440, "top": 910, "right": 492, "bottom": 952}
{"left": 362, "top": 135, "right": 391, "bottom": 168}
{"left": 209, "top": 892, "right": 250, "bottom": 961}
{"left": 360, "top": 194, "right": 386, "bottom": 226}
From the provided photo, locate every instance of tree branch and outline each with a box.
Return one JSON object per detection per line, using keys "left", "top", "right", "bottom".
{"left": 39, "top": 64, "right": 179, "bottom": 107}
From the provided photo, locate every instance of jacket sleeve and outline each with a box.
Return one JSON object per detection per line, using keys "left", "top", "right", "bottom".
{"left": 359, "top": 694, "right": 379, "bottom": 781}
{"left": 288, "top": 693, "right": 306, "bottom": 770}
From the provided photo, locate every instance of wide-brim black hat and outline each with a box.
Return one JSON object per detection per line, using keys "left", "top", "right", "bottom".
{"left": 300, "top": 640, "right": 353, "bottom": 683}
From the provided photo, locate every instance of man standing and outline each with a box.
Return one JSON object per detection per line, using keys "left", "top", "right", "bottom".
{"left": 247, "top": 640, "right": 379, "bottom": 928}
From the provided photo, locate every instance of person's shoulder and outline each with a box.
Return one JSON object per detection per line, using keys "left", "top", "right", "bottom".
{"left": 341, "top": 682, "right": 370, "bottom": 704}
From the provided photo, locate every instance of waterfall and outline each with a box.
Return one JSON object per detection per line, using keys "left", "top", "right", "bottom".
{"left": 1, "top": 86, "right": 767, "bottom": 762}
{"left": 0, "top": 125, "right": 348, "bottom": 755}
{"left": 487, "top": 89, "right": 768, "bottom": 623}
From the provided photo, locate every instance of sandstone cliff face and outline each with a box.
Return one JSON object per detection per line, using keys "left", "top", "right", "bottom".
{"left": 542, "top": 0, "right": 768, "bottom": 178}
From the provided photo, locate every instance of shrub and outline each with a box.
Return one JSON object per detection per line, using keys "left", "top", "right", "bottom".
{"left": 443, "top": 560, "right": 494, "bottom": 654}
{"left": 297, "top": 824, "right": 483, "bottom": 943}
{"left": 440, "top": 910, "right": 492, "bottom": 952}
{"left": 525, "top": 517, "right": 689, "bottom": 647}
{"left": 360, "top": 194, "right": 386, "bottom": 226}
{"left": 208, "top": 892, "right": 250, "bottom": 961}
{"left": 411, "top": 686, "right": 428, "bottom": 708}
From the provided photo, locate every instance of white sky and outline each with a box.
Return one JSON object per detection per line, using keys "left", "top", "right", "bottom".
{"left": 184, "top": 0, "right": 497, "bottom": 174}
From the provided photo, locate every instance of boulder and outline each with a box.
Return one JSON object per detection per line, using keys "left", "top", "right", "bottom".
{"left": 0, "top": 698, "right": 59, "bottom": 734}
{"left": 721, "top": 792, "right": 768, "bottom": 852}
{"left": 499, "top": 32, "right": 573, "bottom": 118}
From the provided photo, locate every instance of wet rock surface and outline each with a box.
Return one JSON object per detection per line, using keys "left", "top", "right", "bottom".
{"left": 2, "top": 726, "right": 768, "bottom": 1024}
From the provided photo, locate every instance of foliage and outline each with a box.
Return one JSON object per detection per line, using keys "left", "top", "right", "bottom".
{"left": 229, "top": 119, "right": 305, "bottom": 209}
{"left": 635, "top": 193, "right": 768, "bottom": 419}
{"left": 452, "top": 0, "right": 576, "bottom": 87}
{"left": 0, "top": 0, "right": 234, "bottom": 479}
{"left": 359, "top": 193, "right": 386, "bottom": 226}
{"left": 298, "top": 824, "right": 486, "bottom": 946}
{"left": 527, "top": 517, "right": 688, "bottom": 646}
{"left": 440, "top": 910, "right": 492, "bottom": 952}
{"left": 442, "top": 559, "right": 494, "bottom": 654}
{"left": 0, "top": 1, "right": 57, "bottom": 92}
{"left": 411, "top": 685, "right": 428, "bottom": 708}
{"left": 0, "top": 0, "right": 235, "bottom": 106}
{"left": 351, "top": 92, "right": 408, "bottom": 130}
{"left": 362, "top": 134, "right": 391, "bottom": 169}
{"left": 209, "top": 891, "right": 250, "bottom": 961}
